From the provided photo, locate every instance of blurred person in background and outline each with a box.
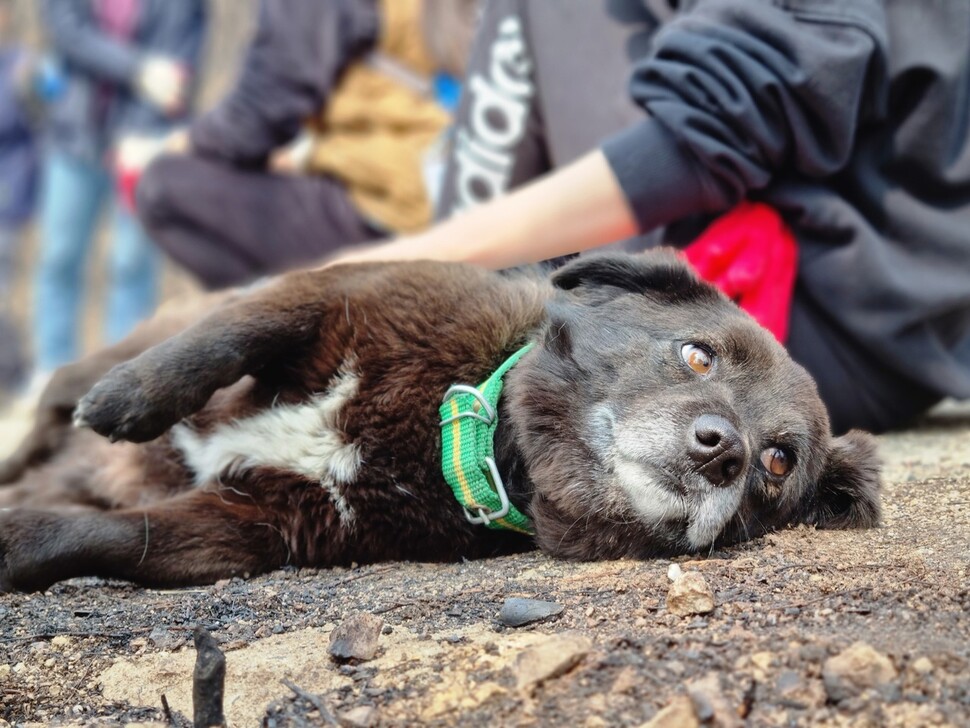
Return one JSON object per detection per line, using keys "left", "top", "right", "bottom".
{"left": 0, "top": 0, "right": 38, "bottom": 397}
{"left": 136, "top": 0, "right": 478, "bottom": 291}
{"left": 29, "top": 0, "right": 206, "bottom": 392}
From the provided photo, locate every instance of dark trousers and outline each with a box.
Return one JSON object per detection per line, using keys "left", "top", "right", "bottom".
{"left": 137, "top": 154, "right": 381, "bottom": 290}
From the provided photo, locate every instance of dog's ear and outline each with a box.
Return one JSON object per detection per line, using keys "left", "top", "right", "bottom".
{"left": 810, "top": 430, "right": 882, "bottom": 529}
{"left": 551, "top": 250, "right": 720, "bottom": 304}
{"left": 541, "top": 302, "right": 575, "bottom": 359}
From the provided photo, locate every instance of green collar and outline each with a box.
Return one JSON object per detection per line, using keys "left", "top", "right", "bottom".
{"left": 439, "top": 344, "right": 535, "bottom": 535}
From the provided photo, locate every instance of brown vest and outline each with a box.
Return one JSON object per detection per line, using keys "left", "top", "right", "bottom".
{"left": 308, "top": 0, "right": 451, "bottom": 234}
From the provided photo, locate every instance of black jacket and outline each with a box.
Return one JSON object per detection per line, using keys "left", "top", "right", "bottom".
{"left": 603, "top": 0, "right": 970, "bottom": 400}
{"left": 189, "top": 0, "right": 379, "bottom": 167}
{"left": 42, "top": 0, "right": 207, "bottom": 163}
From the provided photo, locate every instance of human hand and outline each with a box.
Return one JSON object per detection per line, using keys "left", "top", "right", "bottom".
{"left": 136, "top": 56, "right": 187, "bottom": 115}
{"left": 269, "top": 131, "right": 314, "bottom": 175}
{"left": 162, "top": 128, "right": 192, "bottom": 156}
{"left": 114, "top": 135, "right": 168, "bottom": 211}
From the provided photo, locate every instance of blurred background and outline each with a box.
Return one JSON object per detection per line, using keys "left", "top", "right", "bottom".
{"left": 3, "top": 0, "right": 255, "bottom": 378}
{"left": 0, "top": 0, "right": 480, "bottom": 413}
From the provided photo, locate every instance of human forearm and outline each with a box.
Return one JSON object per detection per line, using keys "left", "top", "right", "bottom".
{"left": 332, "top": 150, "right": 639, "bottom": 269}
{"left": 42, "top": 0, "right": 141, "bottom": 85}
{"left": 191, "top": 0, "right": 378, "bottom": 165}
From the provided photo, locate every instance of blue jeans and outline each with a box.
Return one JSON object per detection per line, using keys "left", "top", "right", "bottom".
{"left": 34, "top": 152, "right": 160, "bottom": 372}
{"left": 0, "top": 224, "right": 18, "bottom": 300}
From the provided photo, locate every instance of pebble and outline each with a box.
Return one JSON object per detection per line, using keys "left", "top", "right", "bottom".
{"left": 640, "top": 696, "right": 699, "bottom": 728}
{"left": 497, "top": 597, "right": 564, "bottom": 627}
{"left": 329, "top": 613, "right": 385, "bottom": 663}
{"left": 514, "top": 632, "right": 591, "bottom": 693}
{"left": 148, "top": 626, "right": 183, "bottom": 652}
{"left": 339, "top": 705, "right": 377, "bottom": 728}
{"left": 911, "top": 657, "right": 934, "bottom": 675}
{"left": 687, "top": 673, "right": 740, "bottom": 728}
{"left": 775, "top": 669, "right": 825, "bottom": 710}
{"left": 822, "top": 642, "right": 898, "bottom": 702}
{"left": 667, "top": 563, "right": 683, "bottom": 582}
{"left": 666, "top": 572, "right": 715, "bottom": 616}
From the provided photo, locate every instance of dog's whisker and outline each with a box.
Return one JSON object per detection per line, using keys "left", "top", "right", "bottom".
{"left": 136, "top": 513, "right": 150, "bottom": 567}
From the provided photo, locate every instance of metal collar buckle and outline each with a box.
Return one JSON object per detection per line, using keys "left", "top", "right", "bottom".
{"left": 439, "top": 385, "right": 495, "bottom": 426}
{"left": 440, "top": 385, "right": 510, "bottom": 524}
{"left": 463, "top": 457, "right": 511, "bottom": 525}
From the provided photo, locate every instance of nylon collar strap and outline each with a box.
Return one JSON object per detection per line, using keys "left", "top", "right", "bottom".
{"left": 440, "top": 344, "right": 535, "bottom": 535}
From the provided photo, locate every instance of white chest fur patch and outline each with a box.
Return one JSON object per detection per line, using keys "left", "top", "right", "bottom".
{"left": 172, "top": 364, "right": 362, "bottom": 526}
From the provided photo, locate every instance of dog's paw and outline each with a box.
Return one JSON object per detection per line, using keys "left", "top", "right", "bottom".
{"left": 0, "top": 511, "right": 59, "bottom": 593}
{"left": 75, "top": 362, "right": 173, "bottom": 443}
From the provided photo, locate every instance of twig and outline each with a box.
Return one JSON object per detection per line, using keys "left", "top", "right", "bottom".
{"left": 161, "top": 693, "right": 174, "bottom": 725}
{"left": 282, "top": 678, "right": 337, "bottom": 725}
{"left": 372, "top": 601, "right": 414, "bottom": 615}
{"left": 328, "top": 564, "right": 396, "bottom": 589}
{"left": 192, "top": 627, "right": 226, "bottom": 728}
{"left": 1, "top": 630, "right": 135, "bottom": 644}
{"left": 774, "top": 575, "right": 931, "bottom": 610}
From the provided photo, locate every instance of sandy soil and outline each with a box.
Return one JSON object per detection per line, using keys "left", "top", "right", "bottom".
{"left": 0, "top": 404, "right": 968, "bottom": 727}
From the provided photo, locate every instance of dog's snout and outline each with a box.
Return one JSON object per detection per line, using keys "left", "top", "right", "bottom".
{"left": 689, "top": 414, "right": 746, "bottom": 487}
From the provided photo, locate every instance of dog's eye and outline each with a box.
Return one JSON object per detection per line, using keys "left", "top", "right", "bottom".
{"left": 681, "top": 344, "right": 714, "bottom": 375}
{"left": 760, "top": 447, "right": 793, "bottom": 478}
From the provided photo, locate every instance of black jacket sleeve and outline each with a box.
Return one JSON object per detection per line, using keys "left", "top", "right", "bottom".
{"left": 602, "top": 0, "right": 889, "bottom": 232}
{"left": 42, "top": 0, "right": 143, "bottom": 86}
{"left": 189, "top": 0, "right": 379, "bottom": 166}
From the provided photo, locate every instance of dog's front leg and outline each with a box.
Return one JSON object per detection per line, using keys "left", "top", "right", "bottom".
{"left": 74, "top": 267, "right": 363, "bottom": 444}
{"left": 0, "top": 491, "right": 291, "bottom": 592}
{"left": 0, "top": 292, "right": 233, "bottom": 484}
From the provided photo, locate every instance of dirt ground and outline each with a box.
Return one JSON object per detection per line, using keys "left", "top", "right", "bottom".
{"left": 0, "top": 402, "right": 968, "bottom": 727}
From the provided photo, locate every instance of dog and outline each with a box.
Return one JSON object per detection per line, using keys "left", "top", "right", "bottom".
{"left": 0, "top": 251, "right": 881, "bottom": 592}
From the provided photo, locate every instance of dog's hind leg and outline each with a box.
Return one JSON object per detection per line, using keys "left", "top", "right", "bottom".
{"left": 0, "top": 489, "right": 292, "bottom": 592}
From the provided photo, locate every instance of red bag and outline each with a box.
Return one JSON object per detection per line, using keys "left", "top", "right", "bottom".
{"left": 684, "top": 202, "right": 797, "bottom": 342}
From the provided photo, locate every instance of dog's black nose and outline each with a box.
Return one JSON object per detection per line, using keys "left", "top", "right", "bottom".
{"left": 689, "top": 414, "right": 746, "bottom": 487}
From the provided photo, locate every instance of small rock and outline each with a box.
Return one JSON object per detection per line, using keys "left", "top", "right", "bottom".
{"left": 749, "top": 651, "right": 775, "bottom": 682}
{"left": 514, "top": 632, "right": 591, "bottom": 693}
{"left": 911, "top": 657, "right": 934, "bottom": 675}
{"left": 665, "top": 660, "right": 686, "bottom": 677}
{"left": 666, "top": 572, "right": 715, "bottom": 616}
{"left": 667, "top": 563, "right": 683, "bottom": 582}
{"left": 497, "top": 597, "right": 564, "bottom": 627}
{"left": 329, "top": 613, "right": 384, "bottom": 663}
{"left": 50, "top": 636, "right": 74, "bottom": 649}
{"left": 640, "top": 696, "right": 699, "bottom": 728}
{"left": 775, "top": 670, "right": 825, "bottom": 710}
{"left": 687, "top": 673, "right": 740, "bottom": 728}
{"left": 339, "top": 705, "right": 377, "bottom": 728}
{"left": 148, "top": 626, "right": 183, "bottom": 652}
{"left": 822, "top": 642, "right": 898, "bottom": 702}
{"left": 611, "top": 666, "right": 639, "bottom": 695}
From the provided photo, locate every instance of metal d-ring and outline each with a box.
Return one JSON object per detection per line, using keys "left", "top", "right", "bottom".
{"left": 462, "top": 456, "right": 511, "bottom": 525}
{"left": 439, "top": 384, "right": 496, "bottom": 426}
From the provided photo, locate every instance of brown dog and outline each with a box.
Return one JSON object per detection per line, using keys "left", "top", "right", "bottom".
{"left": 0, "top": 252, "right": 881, "bottom": 592}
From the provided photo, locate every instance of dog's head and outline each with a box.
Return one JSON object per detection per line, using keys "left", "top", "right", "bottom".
{"left": 506, "top": 251, "right": 881, "bottom": 559}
